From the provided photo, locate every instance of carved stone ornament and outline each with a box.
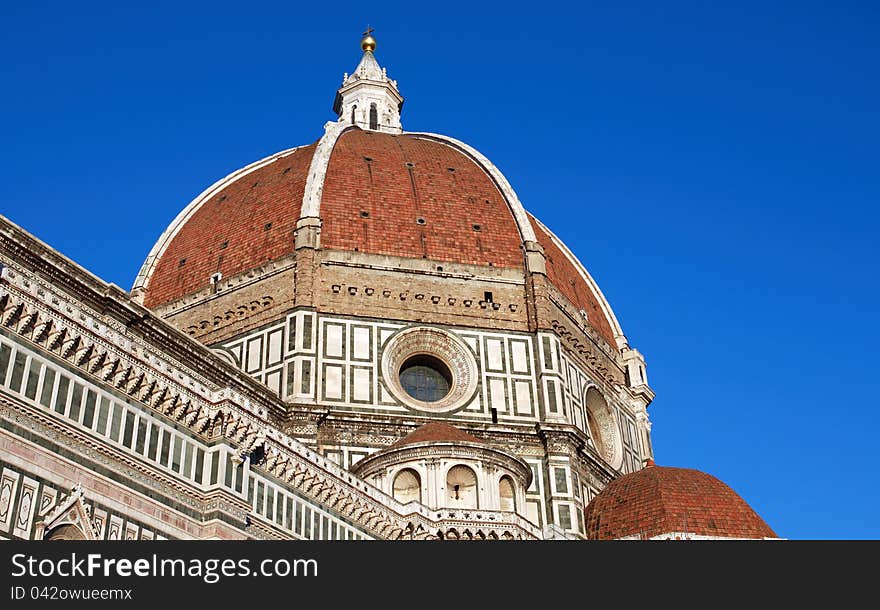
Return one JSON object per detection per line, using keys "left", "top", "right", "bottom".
{"left": 34, "top": 484, "right": 99, "bottom": 541}
{"left": 380, "top": 326, "right": 479, "bottom": 413}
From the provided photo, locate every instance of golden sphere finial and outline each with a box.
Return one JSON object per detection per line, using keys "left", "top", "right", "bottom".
{"left": 361, "top": 25, "right": 376, "bottom": 52}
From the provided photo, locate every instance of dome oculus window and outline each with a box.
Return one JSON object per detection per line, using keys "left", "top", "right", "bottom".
{"left": 381, "top": 326, "right": 479, "bottom": 413}
{"left": 399, "top": 354, "right": 452, "bottom": 403}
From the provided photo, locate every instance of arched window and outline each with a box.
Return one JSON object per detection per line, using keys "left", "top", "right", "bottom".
{"left": 392, "top": 469, "right": 421, "bottom": 504}
{"left": 446, "top": 465, "right": 478, "bottom": 509}
{"left": 350, "top": 105, "right": 357, "bottom": 125}
{"left": 45, "top": 524, "right": 86, "bottom": 541}
{"left": 585, "top": 387, "right": 620, "bottom": 468}
{"left": 369, "top": 103, "right": 378, "bottom": 130}
{"left": 499, "top": 476, "right": 516, "bottom": 512}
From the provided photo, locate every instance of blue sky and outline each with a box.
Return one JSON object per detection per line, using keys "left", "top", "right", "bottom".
{"left": 2, "top": 1, "right": 878, "bottom": 539}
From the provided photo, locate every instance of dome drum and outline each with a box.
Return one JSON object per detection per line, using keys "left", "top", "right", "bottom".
{"left": 132, "top": 124, "right": 624, "bottom": 355}
{"left": 351, "top": 424, "right": 532, "bottom": 514}
{"left": 124, "top": 30, "right": 666, "bottom": 540}
{"left": 0, "top": 28, "right": 782, "bottom": 545}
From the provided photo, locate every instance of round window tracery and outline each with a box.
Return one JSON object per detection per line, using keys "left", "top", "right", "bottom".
{"left": 585, "top": 387, "right": 623, "bottom": 469}
{"left": 382, "top": 327, "right": 478, "bottom": 413}
{"left": 399, "top": 354, "right": 452, "bottom": 403}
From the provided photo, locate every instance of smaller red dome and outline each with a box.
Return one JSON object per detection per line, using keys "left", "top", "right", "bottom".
{"left": 391, "top": 422, "right": 483, "bottom": 447}
{"left": 584, "top": 463, "right": 777, "bottom": 540}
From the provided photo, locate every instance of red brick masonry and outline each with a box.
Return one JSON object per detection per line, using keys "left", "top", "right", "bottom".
{"left": 321, "top": 130, "right": 525, "bottom": 268}
{"left": 529, "top": 214, "right": 616, "bottom": 345}
{"left": 391, "top": 422, "right": 484, "bottom": 447}
{"left": 143, "top": 127, "right": 618, "bottom": 349}
{"left": 145, "top": 144, "right": 316, "bottom": 307}
{"left": 584, "top": 462, "right": 777, "bottom": 539}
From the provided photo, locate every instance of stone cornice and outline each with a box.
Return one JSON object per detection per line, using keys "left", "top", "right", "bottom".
{"left": 0, "top": 394, "right": 208, "bottom": 508}
{"left": 301, "top": 410, "right": 550, "bottom": 452}
{"left": 535, "top": 422, "right": 619, "bottom": 482}
{"left": 0, "top": 215, "right": 286, "bottom": 422}
{"left": 349, "top": 441, "right": 533, "bottom": 488}
{"left": 152, "top": 254, "right": 298, "bottom": 319}
{"left": 0, "top": 242, "right": 539, "bottom": 539}
{"left": 547, "top": 297, "right": 624, "bottom": 384}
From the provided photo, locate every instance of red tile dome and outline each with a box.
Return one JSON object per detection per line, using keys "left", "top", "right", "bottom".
{"left": 584, "top": 461, "right": 777, "bottom": 540}
{"left": 141, "top": 143, "right": 317, "bottom": 309}
{"left": 321, "top": 129, "right": 525, "bottom": 268}
{"left": 133, "top": 126, "right": 623, "bottom": 346}
{"left": 391, "top": 422, "right": 484, "bottom": 447}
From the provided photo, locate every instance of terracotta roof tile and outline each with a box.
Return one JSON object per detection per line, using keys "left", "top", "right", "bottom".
{"left": 144, "top": 143, "right": 316, "bottom": 308}
{"left": 320, "top": 130, "right": 525, "bottom": 267}
{"left": 391, "top": 422, "right": 483, "bottom": 447}
{"left": 529, "top": 213, "right": 616, "bottom": 346}
{"left": 142, "top": 128, "right": 619, "bottom": 333}
{"left": 584, "top": 463, "right": 777, "bottom": 540}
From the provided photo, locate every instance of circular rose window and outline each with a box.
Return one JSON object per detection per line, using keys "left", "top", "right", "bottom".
{"left": 399, "top": 354, "right": 452, "bottom": 403}
{"left": 382, "top": 327, "right": 478, "bottom": 413}
{"left": 584, "top": 386, "right": 623, "bottom": 470}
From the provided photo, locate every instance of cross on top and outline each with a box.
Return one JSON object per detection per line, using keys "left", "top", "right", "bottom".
{"left": 363, "top": 25, "right": 374, "bottom": 37}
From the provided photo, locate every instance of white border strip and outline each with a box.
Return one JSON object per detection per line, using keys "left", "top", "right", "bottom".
{"left": 300, "top": 122, "right": 353, "bottom": 218}
{"left": 404, "top": 132, "right": 538, "bottom": 243}
{"left": 131, "top": 145, "right": 307, "bottom": 293}
{"left": 132, "top": 125, "right": 617, "bottom": 350}
{"left": 531, "top": 216, "right": 625, "bottom": 340}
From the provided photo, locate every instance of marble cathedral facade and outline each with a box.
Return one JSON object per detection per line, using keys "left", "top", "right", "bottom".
{"left": 0, "top": 32, "right": 670, "bottom": 541}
